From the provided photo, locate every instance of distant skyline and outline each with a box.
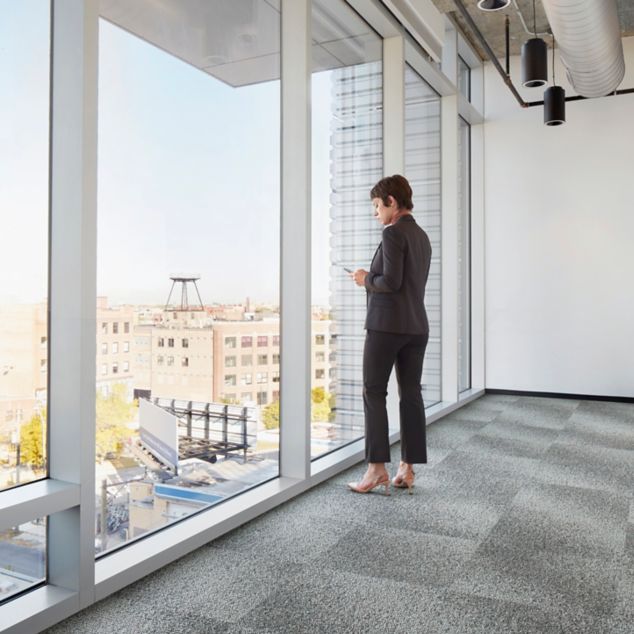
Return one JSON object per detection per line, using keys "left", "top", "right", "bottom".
{"left": 1, "top": 6, "right": 334, "bottom": 307}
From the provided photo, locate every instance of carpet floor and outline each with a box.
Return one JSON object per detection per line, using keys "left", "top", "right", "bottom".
{"left": 45, "top": 394, "right": 634, "bottom": 633}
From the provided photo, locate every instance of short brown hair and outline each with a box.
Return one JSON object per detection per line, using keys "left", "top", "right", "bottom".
{"left": 370, "top": 175, "right": 413, "bottom": 211}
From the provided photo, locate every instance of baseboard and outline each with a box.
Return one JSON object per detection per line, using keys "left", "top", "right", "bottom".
{"left": 485, "top": 388, "right": 634, "bottom": 405}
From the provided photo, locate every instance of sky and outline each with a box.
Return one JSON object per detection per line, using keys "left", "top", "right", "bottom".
{"left": 0, "top": 2, "right": 333, "bottom": 307}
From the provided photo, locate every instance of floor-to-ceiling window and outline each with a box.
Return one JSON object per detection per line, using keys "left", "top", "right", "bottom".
{"left": 0, "top": 0, "right": 50, "bottom": 602}
{"left": 404, "top": 64, "right": 442, "bottom": 407}
{"left": 96, "top": 1, "right": 280, "bottom": 555}
{"left": 310, "top": 0, "right": 383, "bottom": 459}
{"left": 458, "top": 116, "right": 471, "bottom": 392}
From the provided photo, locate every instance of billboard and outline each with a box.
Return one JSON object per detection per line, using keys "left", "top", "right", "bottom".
{"left": 139, "top": 399, "right": 179, "bottom": 471}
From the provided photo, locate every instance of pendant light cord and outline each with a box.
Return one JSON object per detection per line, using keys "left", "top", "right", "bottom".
{"left": 533, "top": 0, "right": 537, "bottom": 36}
{"left": 552, "top": 34, "right": 556, "bottom": 83}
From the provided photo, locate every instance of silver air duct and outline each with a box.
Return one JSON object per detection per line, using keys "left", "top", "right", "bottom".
{"left": 540, "top": 0, "right": 625, "bottom": 98}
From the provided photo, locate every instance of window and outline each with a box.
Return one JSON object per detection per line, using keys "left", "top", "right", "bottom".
{"left": 405, "top": 64, "right": 442, "bottom": 407}
{"left": 257, "top": 354, "right": 268, "bottom": 365}
{"left": 273, "top": 371, "right": 280, "bottom": 383}
{"left": 0, "top": 518, "right": 46, "bottom": 602}
{"left": 101, "top": 364, "right": 107, "bottom": 376}
{"left": 273, "top": 353, "right": 280, "bottom": 365}
{"left": 272, "top": 335, "right": 280, "bottom": 346}
{"left": 315, "top": 351, "right": 325, "bottom": 362}
{"left": 225, "top": 355, "right": 237, "bottom": 367}
{"left": 123, "top": 361, "right": 130, "bottom": 372}
{"left": 241, "top": 392, "right": 253, "bottom": 401}
{"left": 256, "top": 372, "right": 268, "bottom": 384}
{"left": 158, "top": 337, "right": 165, "bottom": 347}
{"left": 241, "top": 354, "right": 252, "bottom": 366}
{"left": 124, "top": 321, "right": 130, "bottom": 333}
{"left": 310, "top": 0, "right": 382, "bottom": 459}
{"left": 157, "top": 355, "right": 164, "bottom": 365}
{"left": 272, "top": 390, "right": 280, "bottom": 401}
{"left": 40, "top": 335, "right": 47, "bottom": 345}
{"left": 315, "top": 369, "right": 325, "bottom": 379}
{"left": 102, "top": 322, "right": 108, "bottom": 335}
{"left": 40, "top": 359, "right": 46, "bottom": 373}
{"left": 257, "top": 335, "right": 268, "bottom": 347}
{"left": 95, "top": 0, "right": 280, "bottom": 558}
{"left": 101, "top": 343, "right": 108, "bottom": 354}
{"left": 112, "top": 362, "right": 119, "bottom": 374}
{"left": 123, "top": 341, "right": 129, "bottom": 353}
{"left": 112, "top": 342, "right": 118, "bottom": 354}
{"left": 112, "top": 322, "right": 119, "bottom": 334}
{"left": 458, "top": 117, "right": 472, "bottom": 392}
{"left": 257, "top": 391, "right": 268, "bottom": 405}
{"left": 241, "top": 373, "right": 253, "bottom": 386}
{"left": 458, "top": 56, "right": 471, "bottom": 102}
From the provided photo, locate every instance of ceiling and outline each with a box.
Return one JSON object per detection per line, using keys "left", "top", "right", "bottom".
{"left": 429, "top": 0, "right": 634, "bottom": 59}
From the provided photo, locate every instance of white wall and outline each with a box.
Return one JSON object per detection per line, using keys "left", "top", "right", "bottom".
{"left": 484, "top": 36, "right": 634, "bottom": 397}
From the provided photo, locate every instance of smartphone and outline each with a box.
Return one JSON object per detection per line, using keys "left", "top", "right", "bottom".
{"left": 343, "top": 266, "right": 353, "bottom": 274}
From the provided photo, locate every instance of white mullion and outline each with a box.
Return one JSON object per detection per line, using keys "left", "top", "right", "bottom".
{"left": 280, "top": 0, "right": 311, "bottom": 479}
{"left": 382, "top": 35, "right": 405, "bottom": 434}
{"left": 48, "top": 0, "right": 98, "bottom": 608}
{"left": 441, "top": 94, "right": 459, "bottom": 404}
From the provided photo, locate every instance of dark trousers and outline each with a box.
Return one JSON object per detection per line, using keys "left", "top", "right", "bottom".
{"left": 363, "top": 329, "right": 429, "bottom": 464}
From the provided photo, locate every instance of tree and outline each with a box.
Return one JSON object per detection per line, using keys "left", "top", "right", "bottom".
{"left": 19, "top": 412, "right": 46, "bottom": 467}
{"left": 96, "top": 384, "right": 137, "bottom": 461}
{"left": 262, "top": 399, "right": 280, "bottom": 430}
{"left": 311, "top": 387, "right": 333, "bottom": 422}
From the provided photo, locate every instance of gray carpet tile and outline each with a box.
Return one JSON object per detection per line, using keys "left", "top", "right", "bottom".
{"left": 209, "top": 508, "right": 357, "bottom": 565}
{"left": 449, "top": 547, "right": 623, "bottom": 619}
{"left": 478, "top": 482, "right": 629, "bottom": 558}
{"left": 429, "top": 449, "right": 543, "bottom": 488}
{"left": 373, "top": 485, "right": 508, "bottom": 540}
{"left": 533, "top": 441, "right": 634, "bottom": 498}
{"left": 312, "top": 526, "right": 478, "bottom": 588}
{"left": 493, "top": 398, "right": 579, "bottom": 430}
{"left": 44, "top": 395, "right": 634, "bottom": 634}
{"left": 426, "top": 416, "right": 492, "bottom": 450}
{"left": 465, "top": 419, "right": 560, "bottom": 456}
{"left": 559, "top": 406, "right": 634, "bottom": 451}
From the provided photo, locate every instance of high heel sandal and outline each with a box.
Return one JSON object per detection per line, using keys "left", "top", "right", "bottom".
{"left": 392, "top": 468, "right": 415, "bottom": 494}
{"left": 347, "top": 475, "right": 391, "bottom": 495}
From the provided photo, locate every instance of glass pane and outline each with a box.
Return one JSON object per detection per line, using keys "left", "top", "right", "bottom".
{"left": 458, "top": 56, "right": 471, "bottom": 101}
{"left": 96, "top": 1, "right": 280, "bottom": 555}
{"left": 0, "top": 518, "right": 46, "bottom": 602}
{"left": 311, "top": 0, "right": 383, "bottom": 459}
{"left": 458, "top": 117, "right": 471, "bottom": 392}
{"left": 405, "top": 65, "right": 441, "bottom": 407}
{"left": 0, "top": 1, "right": 50, "bottom": 492}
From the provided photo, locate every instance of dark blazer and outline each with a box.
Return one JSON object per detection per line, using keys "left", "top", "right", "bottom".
{"left": 364, "top": 214, "right": 432, "bottom": 335}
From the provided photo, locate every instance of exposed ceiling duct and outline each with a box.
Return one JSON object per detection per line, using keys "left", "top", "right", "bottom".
{"left": 540, "top": 0, "right": 625, "bottom": 98}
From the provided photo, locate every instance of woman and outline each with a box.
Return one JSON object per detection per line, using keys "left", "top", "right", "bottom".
{"left": 348, "top": 175, "right": 432, "bottom": 495}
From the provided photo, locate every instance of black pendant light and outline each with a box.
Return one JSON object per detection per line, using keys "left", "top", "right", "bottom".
{"left": 544, "top": 37, "right": 565, "bottom": 125}
{"left": 521, "top": 1, "right": 547, "bottom": 87}
{"left": 477, "top": 0, "right": 510, "bottom": 11}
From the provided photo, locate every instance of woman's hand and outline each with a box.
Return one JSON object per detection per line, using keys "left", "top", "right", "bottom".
{"left": 352, "top": 269, "right": 368, "bottom": 287}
